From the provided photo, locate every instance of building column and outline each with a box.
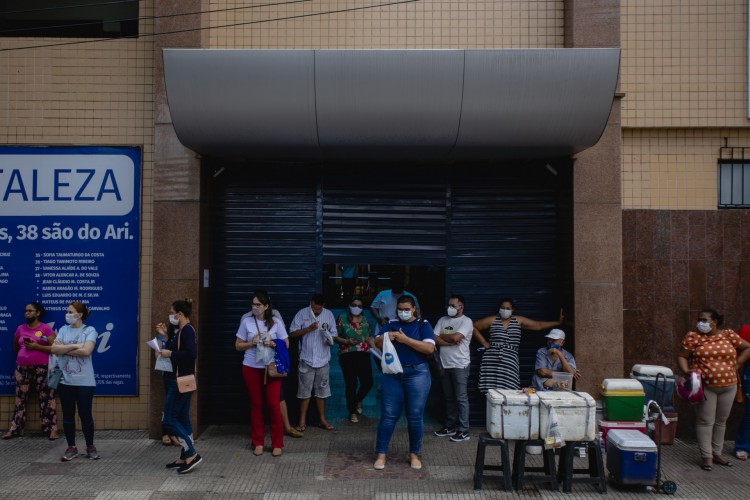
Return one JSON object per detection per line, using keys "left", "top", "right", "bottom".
{"left": 565, "top": 0, "right": 624, "bottom": 394}
{"left": 149, "top": 1, "right": 204, "bottom": 438}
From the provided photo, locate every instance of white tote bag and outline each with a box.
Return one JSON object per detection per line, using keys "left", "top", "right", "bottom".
{"left": 381, "top": 333, "right": 403, "bottom": 374}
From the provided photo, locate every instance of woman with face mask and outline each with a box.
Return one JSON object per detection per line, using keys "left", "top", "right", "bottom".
{"left": 676, "top": 308, "right": 750, "bottom": 471}
{"left": 473, "top": 298, "right": 564, "bottom": 393}
{"left": 3, "top": 301, "right": 58, "bottom": 440}
{"left": 154, "top": 317, "right": 182, "bottom": 447}
{"left": 373, "top": 295, "right": 435, "bottom": 471}
{"left": 235, "top": 290, "right": 289, "bottom": 457}
{"left": 159, "top": 298, "right": 202, "bottom": 473}
{"left": 334, "top": 295, "right": 375, "bottom": 423}
{"left": 50, "top": 301, "right": 99, "bottom": 461}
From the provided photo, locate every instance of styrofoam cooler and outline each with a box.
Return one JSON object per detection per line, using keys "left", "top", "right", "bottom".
{"left": 485, "top": 389, "right": 540, "bottom": 440}
{"left": 597, "top": 418, "right": 647, "bottom": 451}
{"left": 601, "top": 378, "right": 645, "bottom": 421}
{"left": 606, "top": 429, "right": 658, "bottom": 485}
{"left": 630, "top": 364, "right": 675, "bottom": 407}
{"left": 537, "top": 391, "right": 596, "bottom": 442}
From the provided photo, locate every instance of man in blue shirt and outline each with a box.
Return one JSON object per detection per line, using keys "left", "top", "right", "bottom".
{"left": 532, "top": 329, "right": 579, "bottom": 391}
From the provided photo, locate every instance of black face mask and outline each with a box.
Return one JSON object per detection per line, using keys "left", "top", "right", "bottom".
{"left": 25, "top": 317, "right": 37, "bottom": 325}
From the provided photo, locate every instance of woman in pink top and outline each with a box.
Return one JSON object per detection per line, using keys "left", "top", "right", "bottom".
{"left": 3, "top": 302, "right": 58, "bottom": 440}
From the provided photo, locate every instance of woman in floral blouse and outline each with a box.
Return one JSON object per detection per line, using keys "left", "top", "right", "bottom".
{"left": 335, "top": 295, "right": 375, "bottom": 423}
{"left": 677, "top": 308, "right": 750, "bottom": 471}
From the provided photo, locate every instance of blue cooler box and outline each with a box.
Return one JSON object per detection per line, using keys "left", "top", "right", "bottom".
{"left": 631, "top": 364, "right": 675, "bottom": 407}
{"left": 607, "top": 429, "right": 658, "bottom": 485}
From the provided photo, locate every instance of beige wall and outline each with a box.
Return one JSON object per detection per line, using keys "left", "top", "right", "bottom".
{"left": 0, "top": 2, "right": 156, "bottom": 430}
{"left": 621, "top": 0, "right": 750, "bottom": 209}
{"left": 624, "top": 128, "right": 750, "bottom": 210}
{"left": 207, "top": 0, "right": 564, "bottom": 49}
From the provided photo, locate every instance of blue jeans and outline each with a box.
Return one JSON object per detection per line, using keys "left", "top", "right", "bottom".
{"left": 734, "top": 367, "right": 750, "bottom": 454}
{"left": 442, "top": 366, "right": 470, "bottom": 432}
{"left": 376, "top": 363, "right": 431, "bottom": 455}
{"left": 163, "top": 379, "right": 196, "bottom": 458}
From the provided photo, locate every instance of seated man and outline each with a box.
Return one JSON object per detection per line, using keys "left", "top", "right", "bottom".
{"left": 532, "top": 329, "right": 579, "bottom": 391}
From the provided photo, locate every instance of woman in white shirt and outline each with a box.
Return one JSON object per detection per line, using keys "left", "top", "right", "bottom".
{"left": 235, "top": 290, "right": 289, "bottom": 457}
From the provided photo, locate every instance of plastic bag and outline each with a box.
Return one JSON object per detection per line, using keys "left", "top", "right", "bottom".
{"left": 381, "top": 333, "right": 403, "bottom": 374}
{"left": 47, "top": 366, "right": 63, "bottom": 390}
{"left": 543, "top": 406, "right": 565, "bottom": 450}
{"left": 256, "top": 334, "right": 276, "bottom": 365}
{"left": 676, "top": 370, "right": 705, "bottom": 403}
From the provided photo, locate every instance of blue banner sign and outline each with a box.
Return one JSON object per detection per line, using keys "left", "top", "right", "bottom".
{"left": 0, "top": 146, "right": 140, "bottom": 396}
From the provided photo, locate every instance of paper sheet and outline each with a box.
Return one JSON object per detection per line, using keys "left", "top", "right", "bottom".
{"left": 146, "top": 337, "right": 161, "bottom": 352}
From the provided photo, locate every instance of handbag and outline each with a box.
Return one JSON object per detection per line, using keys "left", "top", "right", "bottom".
{"left": 417, "top": 319, "right": 444, "bottom": 378}
{"left": 427, "top": 348, "right": 444, "bottom": 378}
{"left": 177, "top": 374, "right": 197, "bottom": 393}
{"left": 175, "top": 328, "right": 197, "bottom": 394}
{"left": 48, "top": 366, "right": 63, "bottom": 390}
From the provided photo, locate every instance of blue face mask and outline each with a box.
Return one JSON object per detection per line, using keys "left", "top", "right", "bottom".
{"left": 547, "top": 344, "right": 559, "bottom": 350}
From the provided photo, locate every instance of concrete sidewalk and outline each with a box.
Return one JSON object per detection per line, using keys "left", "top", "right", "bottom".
{"left": 0, "top": 415, "right": 747, "bottom": 499}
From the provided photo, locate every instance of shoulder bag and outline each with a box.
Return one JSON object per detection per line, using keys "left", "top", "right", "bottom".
{"left": 419, "top": 319, "right": 444, "bottom": 378}
{"left": 175, "top": 328, "right": 197, "bottom": 393}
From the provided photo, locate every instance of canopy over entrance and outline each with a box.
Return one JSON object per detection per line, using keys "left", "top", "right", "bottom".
{"left": 163, "top": 48, "right": 620, "bottom": 162}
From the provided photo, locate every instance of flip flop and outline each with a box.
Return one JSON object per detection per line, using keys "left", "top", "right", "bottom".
{"left": 713, "top": 457, "right": 733, "bottom": 467}
{"left": 318, "top": 423, "right": 334, "bottom": 430}
{"left": 295, "top": 425, "right": 306, "bottom": 433}
{"left": 701, "top": 464, "right": 713, "bottom": 471}
{"left": 735, "top": 451, "right": 748, "bottom": 461}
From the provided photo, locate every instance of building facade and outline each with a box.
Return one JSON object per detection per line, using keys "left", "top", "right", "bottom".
{"left": 0, "top": 1, "right": 747, "bottom": 435}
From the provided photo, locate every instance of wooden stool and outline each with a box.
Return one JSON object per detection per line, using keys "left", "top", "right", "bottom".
{"left": 557, "top": 441, "right": 607, "bottom": 493}
{"left": 512, "top": 439, "right": 559, "bottom": 491}
{"left": 473, "top": 433, "right": 512, "bottom": 491}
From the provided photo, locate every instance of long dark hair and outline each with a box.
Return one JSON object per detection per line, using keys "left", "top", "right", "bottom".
{"left": 253, "top": 290, "right": 275, "bottom": 331}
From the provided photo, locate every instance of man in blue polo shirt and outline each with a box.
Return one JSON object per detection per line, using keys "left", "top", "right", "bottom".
{"left": 532, "top": 329, "right": 579, "bottom": 391}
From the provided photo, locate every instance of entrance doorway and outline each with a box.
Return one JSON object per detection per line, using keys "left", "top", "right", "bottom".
{"left": 201, "top": 162, "right": 572, "bottom": 426}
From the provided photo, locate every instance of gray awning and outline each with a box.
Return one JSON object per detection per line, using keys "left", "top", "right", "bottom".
{"left": 163, "top": 48, "right": 620, "bottom": 161}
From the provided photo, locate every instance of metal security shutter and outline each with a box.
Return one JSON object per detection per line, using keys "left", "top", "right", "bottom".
{"left": 321, "top": 168, "right": 446, "bottom": 265}
{"left": 203, "top": 165, "right": 318, "bottom": 424}
{"left": 202, "top": 162, "right": 571, "bottom": 426}
{"left": 447, "top": 165, "right": 571, "bottom": 425}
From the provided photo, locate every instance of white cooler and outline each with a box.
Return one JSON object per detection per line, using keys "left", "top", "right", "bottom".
{"left": 538, "top": 391, "right": 596, "bottom": 442}
{"left": 485, "top": 389, "right": 540, "bottom": 440}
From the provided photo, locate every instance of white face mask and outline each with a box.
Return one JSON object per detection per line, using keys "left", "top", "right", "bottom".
{"left": 397, "top": 310, "right": 413, "bottom": 321}
{"left": 696, "top": 321, "right": 711, "bottom": 334}
{"left": 499, "top": 308, "right": 512, "bottom": 319}
{"left": 349, "top": 306, "right": 363, "bottom": 316}
{"left": 65, "top": 313, "right": 77, "bottom": 325}
{"left": 169, "top": 314, "right": 179, "bottom": 326}
{"left": 447, "top": 306, "right": 458, "bottom": 317}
